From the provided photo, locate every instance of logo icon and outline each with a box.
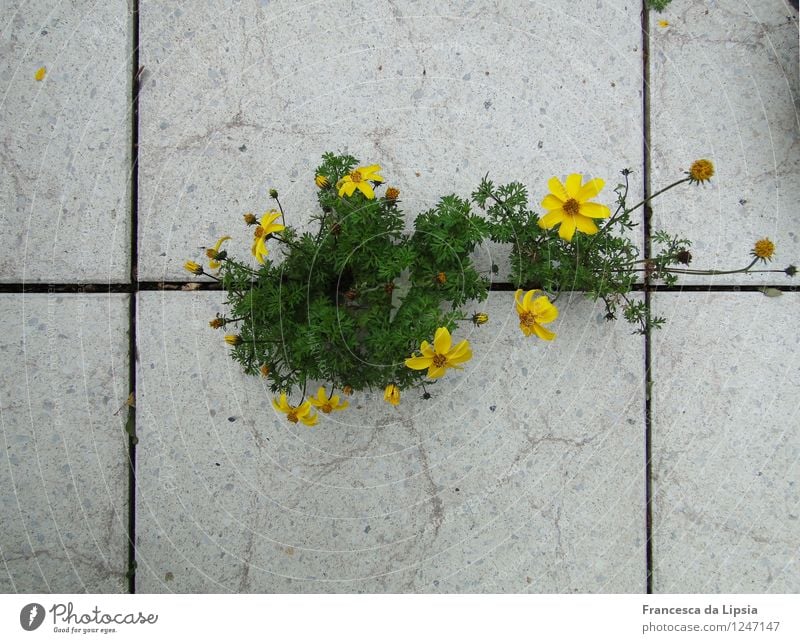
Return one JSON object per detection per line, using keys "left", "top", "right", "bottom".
{"left": 20, "top": 603, "right": 45, "bottom": 631}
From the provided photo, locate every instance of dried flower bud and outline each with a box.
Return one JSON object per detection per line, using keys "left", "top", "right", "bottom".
{"left": 259, "top": 364, "right": 270, "bottom": 378}
{"left": 385, "top": 186, "right": 400, "bottom": 201}
{"left": 243, "top": 213, "right": 257, "bottom": 225}
{"left": 676, "top": 250, "right": 692, "bottom": 265}
{"left": 344, "top": 289, "right": 358, "bottom": 301}
{"left": 688, "top": 159, "right": 714, "bottom": 184}
{"left": 384, "top": 282, "right": 395, "bottom": 294}
{"left": 472, "top": 312, "right": 489, "bottom": 326}
{"left": 183, "top": 261, "right": 203, "bottom": 275}
{"left": 209, "top": 318, "right": 224, "bottom": 329}
{"left": 342, "top": 385, "right": 353, "bottom": 396}
{"left": 435, "top": 272, "right": 447, "bottom": 284}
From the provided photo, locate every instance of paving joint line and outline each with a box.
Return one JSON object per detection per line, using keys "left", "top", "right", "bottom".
{"left": 126, "top": 0, "right": 140, "bottom": 595}
{"left": 641, "top": 0, "right": 655, "bottom": 595}
{"left": 0, "top": 282, "right": 795, "bottom": 294}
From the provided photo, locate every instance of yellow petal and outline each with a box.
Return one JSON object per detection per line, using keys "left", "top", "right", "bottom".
{"left": 300, "top": 411, "right": 319, "bottom": 426}
{"left": 447, "top": 340, "right": 472, "bottom": 364}
{"left": 522, "top": 289, "right": 535, "bottom": 311}
{"left": 427, "top": 365, "right": 446, "bottom": 379}
{"left": 532, "top": 323, "right": 556, "bottom": 341}
{"left": 547, "top": 177, "right": 568, "bottom": 201}
{"left": 576, "top": 177, "right": 604, "bottom": 202}
{"left": 357, "top": 182, "right": 375, "bottom": 199}
{"left": 360, "top": 164, "right": 381, "bottom": 175}
{"left": 573, "top": 216, "right": 599, "bottom": 235}
{"left": 272, "top": 393, "right": 290, "bottom": 413}
{"left": 433, "top": 327, "right": 452, "bottom": 354}
{"left": 579, "top": 202, "right": 611, "bottom": 219}
{"left": 564, "top": 174, "right": 583, "bottom": 198}
{"left": 532, "top": 297, "right": 559, "bottom": 323}
{"left": 538, "top": 210, "right": 565, "bottom": 229}
{"left": 405, "top": 355, "right": 433, "bottom": 370}
{"left": 212, "top": 235, "right": 231, "bottom": 252}
{"left": 558, "top": 217, "right": 576, "bottom": 242}
{"left": 35, "top": 66, "right": 46, "bottom": 81}
{"left": 541, "top": 194, "right": 564, "bottom": 210}
{"left": 514, "top": 289, "right": 523, "bottom": 314}
{"left": 419, "top": 340, "right": 435, "bottom": 358}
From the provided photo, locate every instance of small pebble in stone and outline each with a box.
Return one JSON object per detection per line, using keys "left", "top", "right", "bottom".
{"left": 228, "top": 416, "right": 236, "bottom": 422}
{"left": 489, "top": 405, "right": 496, "bottom": 412}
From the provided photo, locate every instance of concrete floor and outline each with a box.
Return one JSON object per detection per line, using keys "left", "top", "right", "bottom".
{"left": 1, "top": 0, "right": 798, "bottom": 593}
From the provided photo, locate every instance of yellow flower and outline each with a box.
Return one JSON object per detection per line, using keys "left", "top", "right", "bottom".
{"left": 688, "top": 159, "right": 714, "bottom": 184}
{"left": 751, "top": 238, "right": 775, "bottom": 262}
{"left": 337, "top": 164, "right": 384, "bottom": 199}
{"left": 515, "top": 289, "right": 558, "bottom": 340}
{"left": 35, "top": 66, "right": 46, "bottom": 81}
{"left": 315, "top": 175, "right": 330, "bottom": 189}
{"left": 384, "top": 383, "right": 400, "bottom": 406}
{"left": 404, "top": 327, "right": 472, "bottom": 379}
{"left": 183, "top": 260, "right": 203, "bottom": 275}
{"left": 205, "top": 235, "right": 231, "bottom": 269}
{"left": 272, "top": 393, "right": 318, "bottom": 426}
{"left": 308, "top": 387, "right": 349, "bottom": 413}
{"left": 539, "top": 174, "right": 611, "bottom": 242}
{"left": 224, "top": 334, "right": 242, "bottom": 346}
{"left": 251, "top": 210, "right": 285, "bottom": 264}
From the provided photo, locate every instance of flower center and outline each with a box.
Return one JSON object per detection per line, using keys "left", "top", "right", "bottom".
{"left": 433, "top": 353, "right": 447, "bottom": 368}
{"left": 287, "top": 410, "right": 299, "bottom": 423}
{"left": 254, "top": 225, "right": 265, "bottom": 238}
{"left": 321, "top": 402, "right": 333, "bottom": 413}
{"left": 519, "top": 311, "right": 538, "bottom": 331}
{"left": 563, "top": 199, "right": 580, "bottom": 217}
{"left": 349, "top": 170, "right": 363, "bottom": 183}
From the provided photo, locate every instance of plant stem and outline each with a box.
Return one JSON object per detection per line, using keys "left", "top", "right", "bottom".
{"left": 626, "top": 177, "right": 690, "bottom": 214}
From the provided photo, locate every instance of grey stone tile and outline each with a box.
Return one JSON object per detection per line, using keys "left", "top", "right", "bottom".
{"left": 0, "top": 2, "right": 132, "bottom": 283}
{"left": 649, "top": 0, "right": 799, "bottom": 285}
{"left": 651, "top": 292, "right": 800, "bottom": 592}
{"left": 138, "top": 0, "right": 644, "bottom": 281}
{"left": 135, "top": 290, "right": 645, "bottom": 592}
{"left": 0, "top": 294, "right": 130, "bottom": 592}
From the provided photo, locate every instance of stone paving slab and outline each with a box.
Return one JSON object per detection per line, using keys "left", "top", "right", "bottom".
{"left": 138, "top": 0, "right": 644, "bottom": 282}
{"left": 135, "top": 291, "right": 645, "bottom": 592}
{"left": 0, "top": 294, "right": 130, "bottom": 592}
{"left": 649, "top": 0, "right": 799, "bottom": 285}
{"left": 0, "top": 1, "right": 131, "bottom": 283}
{"left": 650, "top": 292, "right": 800, "bottom": 592}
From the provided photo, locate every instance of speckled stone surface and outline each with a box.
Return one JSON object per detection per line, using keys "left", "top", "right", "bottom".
{"left": 138, "top": 0, "right": 644, "bottom": 281}
{"left": 648, "top": 0, "right": 799, "bottom": 285}
{"left": 650, "top": 292, "right": 800, "bottom": 592}
{"left": 0, "top": 2, "right": 131, "bottom": 283}
{"left": 134, "top": 291, "right": 645, "bottom": 592}
{"left": 0, "top": 294, "right": 130, "bottom": 592}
